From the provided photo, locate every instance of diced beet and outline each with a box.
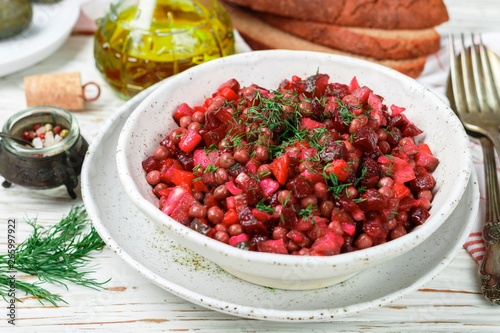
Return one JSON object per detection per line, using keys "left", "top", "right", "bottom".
{"left": 358, "top": 189, "right": 389, "bottom": 211}
{"left": 142, "top": 156, "right": 160, "bottom": 173}
{"left": 300, "top": 117, "right": 326, "bottom": 130}
{"left": 331, "top": 105, "right": 350, "bottom": 132}
{"left": 173, "top": 103, "right": 194, "bottom": 124}
{"left": 175, "top": 150, "right": 194, "bottom": 170}
{"left": 252, "top": 208, "right": 272, "bottom": 222}
{"left": 320, "top": 140, "right": 346, "bottom": 161}
{"left": 304, "top": 73, "right": 329, "bottom": 98}
{"left": 235, "top": 172, "right": 262, "bottom": 205}
{"left": 408, "top": 173, "right": 436, "bottom": 191}
{"left": 159, "top": 137, "right": 178, "bottom": 155}
{"left": 399, "top": 137, "right": 419, "bottom": 155}
{"left": 300, "top": 169, "right": 324, "bottom": 184}
{"left": 351, "top": 85, "right": 372, "bottom": 104}
{"left": 287, "top": 176, "right": 312, "bottom": 199}
{"left": 342, "top": 94, "right": 360, "bottom": 110}
{"left": 352, "top": 126, "right": 378, "bottom": 153}
{"left": 415, "top": 150, "right": 439, "bottom": 172}
{"left": 348, "top": 76, "right": 360, "bottom": 93}
{"left": 162, "top": 166, "right": 194, "bottom": 187}
{"left": 368, "top": 93, "right": 383, "bottom": 113}
{"left": 401, "top": 122, "right": 423, "bottom": 137}
{"left": 226, "top": 196, "right": 236, "bottom": 210}
{"left": 201, "top": 172, "right": 217, "bottom": 187}
{"left": 203, "top": 110, "right": 223, "bottom": 130}
{"left": 399, "top": 196, "right": 420, "bottom": 211}
{"left": 386, "top": 126, "right": 402, "bottom": 147}
{"left": 409, "top": 206, "right": 430, "bottom": 225}
{"left": 311, "top": 232, "right": 344, "bottom": 255}
{"left": 295, "top": 218, "right": 315, "bottom": 231}
{"left": 330, "top": 207, "right": 354, "bottom": 225}
{"left": 360, "top": 158, "right": 380, "bottom": 188}
{"left": 388, "top": 113, "right": 408, "bottom": 128}
{"left": 392, "top": 182, "right": 411, "bottom": 199}
{"left": 378, "top": 156, "right": 416, "bottom": 184}
{"left": 226, "top": 181, "right": 243, "bottom": 195}
{"left": 200, "top": 123, "right": 228, "bottom": 147}
{"left": 281, "top": 207, "right": 298, "bottom": 229}
{"left": 246, "top": 158, "right": 260, "bottom": 174}
{"left": 161, "top": 187, "right": 196, "bottom": 225}
{"left": 341, "top": 222, "right": 356, "bottom": 236}
{"left": 287, "top": 229, "right": 312, "bottom": 248}
{"left": 229, "top": 233, "right": 249, "bottom": 247}
{"left": 339, "top": 198, "right": 366, "bottom": 221}
{"left": 214, "top": 107, "right": 233, "bottom": 123}
{"left": 362, "top": 219, "right": 388, "bottom": 245}
{"left": 311, "top": 97, "right": 325, "bottom": 118}
{"left": 238, "top": 207, "right": 267, "bottom": 236}
{"left": 390, "top": 104, "right": 406, "bottom": 116}
{"left": 259, "top": 178, "right": 280, "bottom": 198}
{"left": 219, "top": 86, "right": 239, "bottom": 101}
{"left": 256, "top": 238, "right": 288, "bottom": 254}
{"left": 193, "top": 149, "right": 218, "bottom": 168}
{"left": 226, "top": 162, "right": 246, "bottom": 178}
{"left": 326, "top": 82, "right": 350, "bottom": 99}
{"left": 218, "top": 78, "right": 240, "bottom": 93}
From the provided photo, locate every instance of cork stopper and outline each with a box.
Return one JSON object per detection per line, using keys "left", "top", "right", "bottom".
{"left": 24, "top": 72, "right": 100, "bottom": 111}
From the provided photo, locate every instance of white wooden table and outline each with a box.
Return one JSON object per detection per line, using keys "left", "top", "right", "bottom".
{"left": 1, "top": 3, "right": 500, "bottom": 331}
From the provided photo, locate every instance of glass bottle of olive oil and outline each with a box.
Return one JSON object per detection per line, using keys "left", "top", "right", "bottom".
{"left": 94, "top": 0, "right": 235, "bottom": 99}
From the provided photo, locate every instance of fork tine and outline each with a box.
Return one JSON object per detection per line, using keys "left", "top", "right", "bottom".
{"left": 470, "top": 33, "right": 489, "bottom": 113}
{"left": 449, "top": 34, "right": 468, "bottom": 114}
{"left": 476, "top": 34, "right": 500, "bottom": 112}
{"left": 460, "top": 33, "right": 481, "bottom": 114}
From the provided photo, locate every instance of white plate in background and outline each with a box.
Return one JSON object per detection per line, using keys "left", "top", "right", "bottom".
{"left": 0, "top": 0, "right": 79, "bottom": 77}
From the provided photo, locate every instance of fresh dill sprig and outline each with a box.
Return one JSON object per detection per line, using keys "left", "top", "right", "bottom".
{"left": 0, "top": 274, "right": 66, "bottom": 306}
{"left": 338, "top": 100, "right": 358, "bottom": 125}
{"left": 323, "top": 171, "right": 352, "bottom": 198}
{"left": 255, "top": 199, "right": 275, "bottom": 214}
{"left": 298, "top": 204, "right": 315, "bottom": 222}
{"left": 0, "top": 205, "right": 109, "bottom": 305}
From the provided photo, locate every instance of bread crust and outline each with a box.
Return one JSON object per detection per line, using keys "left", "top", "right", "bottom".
{"left": 223, "top": 2, "right": 427, "bottom": 78}
{"left": 259, "top": 13, "right": 441, "bottom": 60}
{"left": 224, "top": 0, "right": 449, "bottom": 30}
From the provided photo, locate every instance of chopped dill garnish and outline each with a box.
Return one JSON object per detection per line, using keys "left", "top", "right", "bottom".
{"left": 0, "top": 206, "right": 109, "bottom": 306}
{"left": 256, "top": 199, "right": 275, "bottom": 214}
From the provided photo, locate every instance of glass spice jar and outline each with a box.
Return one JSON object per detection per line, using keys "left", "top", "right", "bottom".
{"left": 0, "top": 106, "right": 88, "bottom": 199}
{"left": 93, "top": 0, "right": 235, "bottom": 99}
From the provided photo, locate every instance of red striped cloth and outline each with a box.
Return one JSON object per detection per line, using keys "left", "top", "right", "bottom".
{"left": 464, "top": 138, "right": 487, "bottom": 264}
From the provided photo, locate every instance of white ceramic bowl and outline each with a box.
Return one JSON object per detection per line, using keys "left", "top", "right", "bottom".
{"left": 116, "top": 50, "right": 472, "bottom": 290}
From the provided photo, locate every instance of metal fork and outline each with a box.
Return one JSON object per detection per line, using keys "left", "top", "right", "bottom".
{"left": 448, "top": 33, "right": 500, "bottom": 305}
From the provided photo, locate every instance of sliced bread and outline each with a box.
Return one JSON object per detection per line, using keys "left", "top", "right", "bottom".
{"left": 259, "top": 13, "right": 441, "bottom": 60}
{"left": 223, "top": 0, "right": 449, "bottom": 30}
{"left": 223, "top": 3, "right": 428, "bottom": 78}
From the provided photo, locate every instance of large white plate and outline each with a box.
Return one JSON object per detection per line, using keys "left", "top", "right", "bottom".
{"left": 81, "top": 84, "right": 479, "bottom": 322}
{"left": 0, "top": 0, "right": 79, "bottom": 77}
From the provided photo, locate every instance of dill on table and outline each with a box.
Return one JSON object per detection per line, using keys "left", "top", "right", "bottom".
{"left": 0, "top": 205, "right": 109, "bottom": 306}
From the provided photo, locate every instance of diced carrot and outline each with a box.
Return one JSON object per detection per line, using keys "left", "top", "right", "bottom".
{"left": 219, "top": 86, "right": 239, "bottom": 101}
{"left": 173, "top": 103, "right": 193, "bottom": 124}
{"left": 178, "top": 129, "right": 202, "bottom": 153}
{"left": 271, "top": 154, "right": 290, "bottom": 185}
{"left": 324, "top": 159, "right": 351, "bottom": 182}
{"left": 221, "top": 209, "right": 239, "bottom": 226}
